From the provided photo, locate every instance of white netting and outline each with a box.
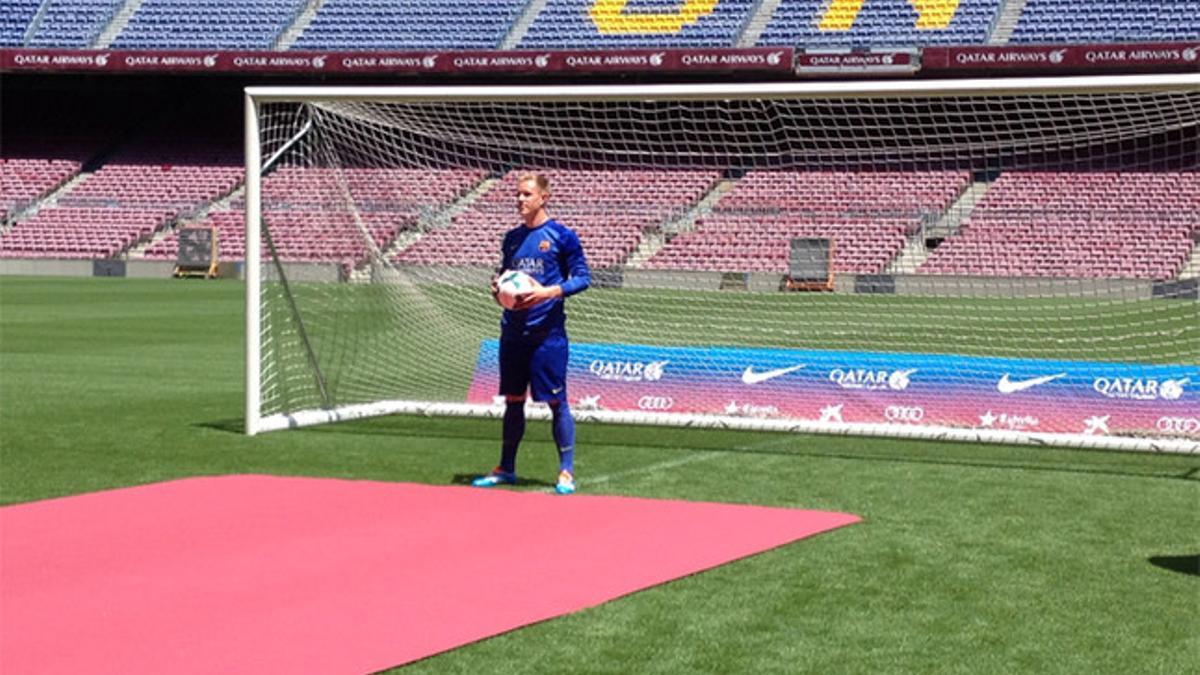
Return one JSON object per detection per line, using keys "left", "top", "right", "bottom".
{"left": 247, "top": 80, "right": 1199, "bottom": 451}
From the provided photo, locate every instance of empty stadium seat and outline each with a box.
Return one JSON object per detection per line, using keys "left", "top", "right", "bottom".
{"left": 2, "top": 156, "right": 242, "bottom": 260}
{"left": 145, "top": 167, "right": 485, "bottom": 265}
{"left": 394, "top": 169, "right": 719, "bottom": 269}
{"left": 0, "top": 0, "right": 39, "bottom": 46}
{"left": 756, "top": 0, "right": 1000, "bottom": 48}
{"left": 919, "top": 172, "right": 1199, "bottom": 280}
{"left": 519, "top": 0, "right": 755, "bottom": 49}
{"left": 1, "top": 158, "right": 82, "bottom": 221}
{"left": 112, "top": 0, "right": 305, "bottom": 49}
{"left": 294, "top": 0, "right": 527, "bottom": 50}
{"left": 25, "top": 0, "right": 123, "bottom": 48}
{"left": 643, "top": 170, "right": 970, "bottom": 274}
{"left": 1010, "top": 0, "right": 1200, "bottom": 43}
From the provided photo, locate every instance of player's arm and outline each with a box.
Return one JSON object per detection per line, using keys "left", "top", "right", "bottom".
{"left": 554, "top": 228, "right": 591, "bottom": 297}
{"left": 492, "top": 232, "right": 512, "bottom": 306}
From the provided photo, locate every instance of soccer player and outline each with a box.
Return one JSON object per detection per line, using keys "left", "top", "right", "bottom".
{"left": 472, "top": 172, "right": 591, "bottom": 495}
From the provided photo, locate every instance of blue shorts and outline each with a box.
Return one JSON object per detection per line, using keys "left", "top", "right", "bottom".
{"left": 499, "top": 333, "right": 569, "bottom": 402}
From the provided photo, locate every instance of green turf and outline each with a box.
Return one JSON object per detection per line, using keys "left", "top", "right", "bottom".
{"left": 1, "top": 276, "right": 1197, "bottom": 674}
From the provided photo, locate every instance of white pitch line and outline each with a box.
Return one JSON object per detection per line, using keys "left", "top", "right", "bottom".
{"left": 537, "top": 433, "right": 803, "bottom": 493}
{"left": 555, "top": 451, "right": 724, "bottom": 492}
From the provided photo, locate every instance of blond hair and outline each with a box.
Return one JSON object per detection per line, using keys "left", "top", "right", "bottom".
{"left": 517, "top": 172, "right": 550, "bottom": 195}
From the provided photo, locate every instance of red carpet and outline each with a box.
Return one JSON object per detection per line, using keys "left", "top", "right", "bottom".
{"left": 1, "top": 475, "right": 859, "bottom": 674}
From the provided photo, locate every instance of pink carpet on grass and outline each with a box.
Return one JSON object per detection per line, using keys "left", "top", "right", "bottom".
{"left": 1, "top": 475, "right": 859, "bottom": 674}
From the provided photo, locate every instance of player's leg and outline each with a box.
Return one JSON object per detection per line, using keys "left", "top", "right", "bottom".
{"left": 472, "top": 338, "right": 529, "bottom": 487}
{"left": 530, "top": 334, "right": 576, "bottom": 494}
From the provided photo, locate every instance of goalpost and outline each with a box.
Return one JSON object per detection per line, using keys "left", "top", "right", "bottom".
{"left": 244, "top": 75, "right": 1199, "bottom": 453}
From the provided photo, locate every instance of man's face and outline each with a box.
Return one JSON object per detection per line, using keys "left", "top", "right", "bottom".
{"left": 517, "top": 179, "right": 547, "bottom": 219}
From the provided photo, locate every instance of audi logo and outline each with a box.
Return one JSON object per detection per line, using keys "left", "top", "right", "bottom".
{"left": 1156, "top": 416, "right": 1200, "bottom": 433}
{"left": 637, "top": 395, "right": 674, "bottom": 411}
{"left": 885, "top": 405, "right": 925, "bottom": 423}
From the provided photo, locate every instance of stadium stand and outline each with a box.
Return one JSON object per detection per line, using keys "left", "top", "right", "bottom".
{"left": 292, "top": 0, "right": 528, "bottom": 50}
{"left": 0, "top": 207, "right": 174, "bottom": 258}
{"left": 111, "top": 0, "right": 305, "bottom": 49}
{"left": 143, "top": 209, "right": 410, "bottom": 263}
{"left": 643, "top": 171, "right": 970, "bottom": 274}
{"left": 518, "top": 0, "right": 755, "bottom": 49}
{"left": 395, "top": 169, "right": 720, "bottom": 269}
{"left": 143, "top": 167, "right": 486, "bottom": 265}
{"left": 919, "top": 172, "right": 1200, "bottom": 279}
{"left": 0, "top": 0, "right": 39, "bottom": 46}
{"left": 1, "top": 158, "right": 82, "bottom": 221}
{"left": 5, "top": 0, "right": 1199, "bottom": 49}
{"left": 25, "top": 0, "right": 122, "bottom": 48}
{"left": 756, "top": 0, "right": 1001, "bottom": 48}
{"left": 1009, "top": 0, "right": 1200, "bottom": 43}
{"left": 1, "top": 156, "right": 242, "bottom": 259}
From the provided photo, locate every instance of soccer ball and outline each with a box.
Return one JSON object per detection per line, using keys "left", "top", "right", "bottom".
{"left": 496, "top": 270, "right": 536, "bottom": 309}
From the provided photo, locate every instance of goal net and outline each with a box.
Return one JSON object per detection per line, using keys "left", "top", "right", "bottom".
{"left": 244, "top": 76, "right": 1199, "bottom": 453}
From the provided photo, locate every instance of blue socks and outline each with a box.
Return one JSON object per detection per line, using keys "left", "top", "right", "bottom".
{"left": 498, "top": 399, "right": 575, "bottom": 475}
{"left": 549, "top": 401, "right": 575, "bottom": 473}
{"left": 499, "top": 400, "right": 525, "bottom": 474}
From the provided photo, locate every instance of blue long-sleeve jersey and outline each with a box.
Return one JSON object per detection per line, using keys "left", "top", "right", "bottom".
{"left": 499, "top": 218, "right": 590, "bottom": 338}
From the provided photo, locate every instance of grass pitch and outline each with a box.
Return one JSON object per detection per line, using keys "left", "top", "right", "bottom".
{"left": 1, "top": 276, "right": 1196, "bottom": 674}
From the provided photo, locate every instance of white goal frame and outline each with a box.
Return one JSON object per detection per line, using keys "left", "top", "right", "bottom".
{"left": 244, "top": 74, "right": 1200, "bottom": 454}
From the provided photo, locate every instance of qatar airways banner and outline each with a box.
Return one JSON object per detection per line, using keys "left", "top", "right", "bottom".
{"left": 924, "top": 43, "right": 1200, "bottom": 73}
{"left": 793, "top": 50, "right": 918, "bottom": 76}
{"left": 0, "top": 47, "right": 793, "bottom": 75}
{"left": 467, "top": 339, "right": 1200, "bottom": 440}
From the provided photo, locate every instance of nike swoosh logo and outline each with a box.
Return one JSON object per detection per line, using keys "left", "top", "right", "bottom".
{"left": 997, "top": 373, "right": 1066, "bottom": 394}
{"left": 741, "top": 364, "right": 805, "bottom": 385}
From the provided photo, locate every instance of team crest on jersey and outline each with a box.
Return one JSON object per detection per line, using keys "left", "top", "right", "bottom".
{"left": 539, "top": 239, "right": 551, "bottom": 252}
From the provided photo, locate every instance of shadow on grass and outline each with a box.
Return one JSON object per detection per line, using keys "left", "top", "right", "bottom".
{"left": 450, "top": 473, "right": 556, "bottom": 489}
{"left": 195, "top": 418, "right": 246, "bottom": 434}
{"left": 1149, "top": 554, "right": 1200, "bottom": 577}
{"left": 195, "top": 416, "right": 1199, "bottom": 484}
{"left": 193, "top": 416, "right": 495, "bottom": 441}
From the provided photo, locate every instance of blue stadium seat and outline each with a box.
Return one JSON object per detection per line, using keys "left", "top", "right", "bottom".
{"left": 27, "top": 0, "right": 123, "bottom": 48}
{"left": 757, "top": 0, "right": 999, "bottom": 48}
{"left": 1010, "top": 0, "right": 1200, "bottom": 43}
{"left": 7, "top": 0, "right": 1199, "bottom": 50}
{"left": 111, "top": 0, "right": 305, "bottom": 49}
{"left": 1, "top": 0, "right": 44, "bottom": 46}
{"left": 293, "top": 0, "right": 527, "bottom": 50}
{"left": 519, "top": 0, "right": 755, "bottom": 49}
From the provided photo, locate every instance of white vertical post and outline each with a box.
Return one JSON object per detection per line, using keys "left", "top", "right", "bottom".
{"left": 244, "top": 92, "right": 263, "bottom": 436}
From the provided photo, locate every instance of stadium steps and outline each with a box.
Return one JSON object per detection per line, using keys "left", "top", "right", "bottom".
{"left": 376, "top": 175, "right": 501, "bottom": 264}
{"left": 275, "top": 0, "right": 325, "bottom": 51}
{"left": 39, "top": 172, "right": 94, "bottom": 210}
{"left": 499, "top": 0, "right": 548, "bottom": 50}
{"left": 626, "top": 178, "right": 735, "bottom": 269}
{"left": 624, "top": 229, "right": 666, "bottom": 269}
{"left": 21, "top": 1, "right": 51, "bottom": 47}
{"left": 891, "top": 179, "right": 992, "bottom": 273}
{"left": 988, "top": 0, "right": 1031, "bottom": 45}
{"left": 925, "top": 179, "right": 991, "bottom": 241}
{"left": 1179, "top": 246, "right": 1200, "bottom": 280}
{"left": 127, "top": 186, "right": 243, "bottom": 260}
{"left": 347, "top": 227, "right": 428, "bottom": 285}
{"left": 737, "top": 0, "right": 783, "bottom": 48}
{"left": 662, "top": 177, "right": 735, "bottom": 236}
{"left": 2, "top": 166, "right": 84, "bottom": 227}
{"left": 94, "top": 0, "right": 146, "bottom": 49}
{"left": 886, "top": 235, "right": 931, "bottom": 274}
